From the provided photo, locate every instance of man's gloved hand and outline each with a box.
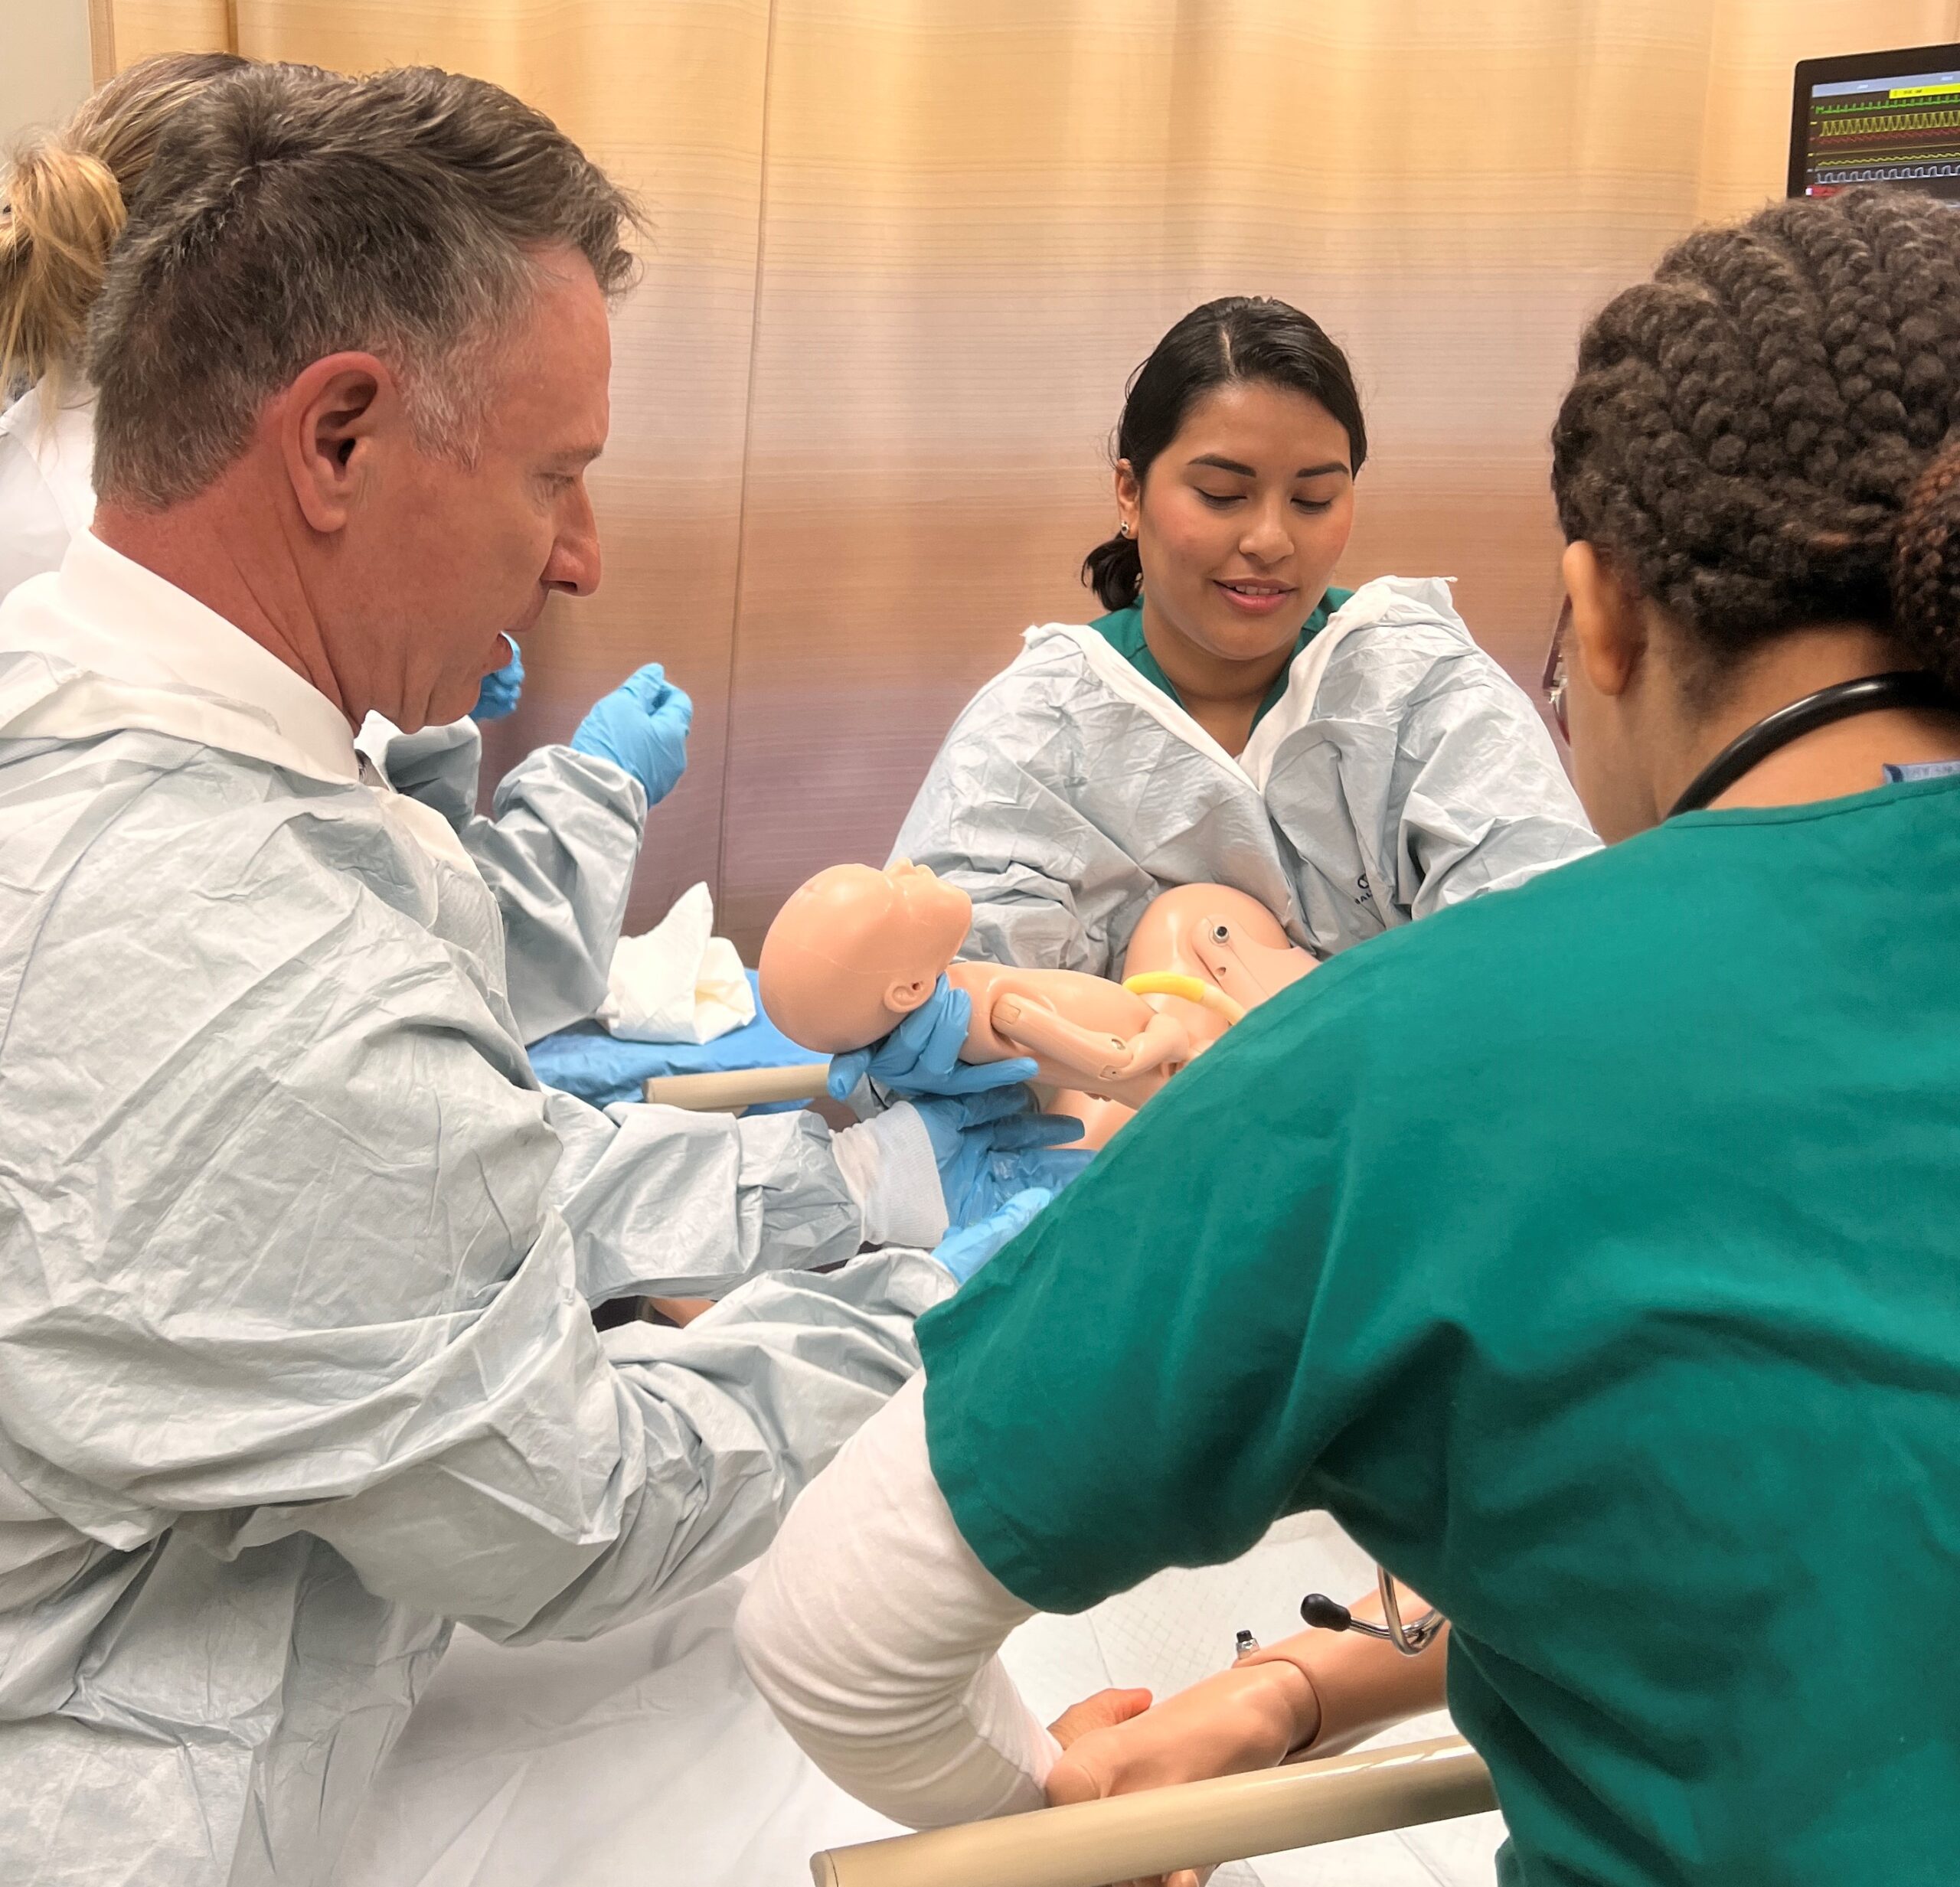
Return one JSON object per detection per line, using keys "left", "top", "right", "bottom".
{"left": 917, "top": 1086, "right": 1091, "bottom": 1229}
{"left": 570, "top": 662, "right": 693, "bottom": 807}
{"left": 831, "top": 1085, "right": 1091, "bottom": 1248}
{"left": 472, "top": 637, "right": 524, "bottom": 722}
{"left": 930, "top": 1187, "right": 1053, "bottom": 1285}
{"left": 826, "top": 974, "right": 1037, "bottom": 1102}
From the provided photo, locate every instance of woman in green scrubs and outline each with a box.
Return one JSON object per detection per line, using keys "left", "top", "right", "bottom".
{"left": 737, "top": 185, "right": 1960, "bottom": 1885}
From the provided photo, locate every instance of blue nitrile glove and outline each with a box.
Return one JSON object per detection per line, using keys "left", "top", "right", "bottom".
{"left": 917, "top": 1086, "right": 1093, "bottom": 1230}
{"left": 825, "top": 974, "right": 1039, "bottom": 1102}
{"left": 831, "top": 1086, "right": 1091, "bottom": 1246}
{"left": 471, "top": 637, "right": 524, "bottom": 722}
{"left": 570, "top": 662, "right": 693, "bottom": 807}
{"left": 932, "top": 1187, "right": 1053, "bottom": 1285}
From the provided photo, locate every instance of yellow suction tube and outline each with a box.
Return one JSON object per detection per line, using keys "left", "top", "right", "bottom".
{"left": 1121, "top": 972, "right": 1246, "bottom": 1027}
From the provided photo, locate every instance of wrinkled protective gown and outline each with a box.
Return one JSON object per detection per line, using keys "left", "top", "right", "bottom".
{"left": 895, "top": 576, "right": 1598, "bottom": 971}
{"left": 0, "top": 534, "right": 949, "bottom": 1886}
{"left": 0, "top": 381, "right": 641, "bottom": 1043}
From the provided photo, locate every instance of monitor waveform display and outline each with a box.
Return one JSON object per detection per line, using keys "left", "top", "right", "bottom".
{"left": 1801, "top": 65, "right": 1960, "bottom": 199}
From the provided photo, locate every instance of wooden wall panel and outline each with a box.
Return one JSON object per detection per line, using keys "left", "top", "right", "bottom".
{"left": 231, "top": 0, "right": 773, "bottom": 935}
{"left": 100, "top": 0, "right": 1960, "bottom": 956}
{"left": 716, "top": 0, "right": 1960, "bottom": 953}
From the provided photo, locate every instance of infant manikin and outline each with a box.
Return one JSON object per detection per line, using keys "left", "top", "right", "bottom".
{"left": 760, "top": 864, "right": 1316, "bottom": 1132}
{"left": 760, "top": 862, "right": 1196, "bottom": 1108}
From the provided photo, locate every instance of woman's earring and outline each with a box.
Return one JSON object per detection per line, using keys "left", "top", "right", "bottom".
{"left": 1116, "top": 521, "right": 1132, "bottom": 538}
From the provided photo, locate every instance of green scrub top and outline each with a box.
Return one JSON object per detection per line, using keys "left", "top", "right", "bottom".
{"left": 918, "top": 774, "right": 1960, "bottom": 1885}
{"left": 1092, "top": 586, "right": 1354, "bottom": 733}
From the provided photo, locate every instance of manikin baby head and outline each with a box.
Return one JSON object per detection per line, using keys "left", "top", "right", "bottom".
{"left": 759, "top": 860, "right": 974, "bottom": 1053}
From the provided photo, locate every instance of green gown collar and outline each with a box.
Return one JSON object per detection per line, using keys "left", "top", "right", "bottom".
{"left": 1089, "top": 587, "right": 1355, "bottom": 733}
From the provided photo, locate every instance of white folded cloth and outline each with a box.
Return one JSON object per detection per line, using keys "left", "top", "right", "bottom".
{"left": 599, "top": 881, "right": 756, "bottom": 1043}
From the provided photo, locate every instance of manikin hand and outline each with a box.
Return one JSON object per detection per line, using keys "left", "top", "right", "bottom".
{"left": 1099, "top": 1011, "right": 1191, "bottom": 1083}
{"left": 1043, "top": 1661, "right": 1319, "bottom": 1887}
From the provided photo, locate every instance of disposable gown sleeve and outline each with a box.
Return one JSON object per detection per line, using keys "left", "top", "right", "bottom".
{"left": 378, "top": 718, "right": 650, "bottom": 1042}
{"left": 1387, "top": 645, "right": 1599, "bottom": 915}
{"left": 737, "top": 1375, "right": 1058, "bottom": 1826}
{"left": 0, "top": 818, "right": 943, "bottom": 1641}
{"left": 542, "top": 1089, "right": 864, "bottom": 1304}
{"left": 232, "top": 1245, "right": 956, "bottom": 1644}
{"left": 892, "top": 681, "right": 1153, "bottom": 976}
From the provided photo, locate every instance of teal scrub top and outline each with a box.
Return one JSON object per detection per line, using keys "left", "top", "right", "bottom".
{"left": 919, "top": 774, "right": 1960, "bottom": 1885}
{"left": 1092, "top": 586, "right": 1354, "bottom": 733}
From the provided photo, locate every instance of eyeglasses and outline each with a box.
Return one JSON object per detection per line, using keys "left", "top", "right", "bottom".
{"left": 1542, "top": 595, "right": 1572, "bottom": 743}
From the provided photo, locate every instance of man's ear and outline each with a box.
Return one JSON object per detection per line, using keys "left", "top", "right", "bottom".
{"left": 1562, "top": 539, "right": 1645, "bottom": 700}
{"left": 276, "top": 352, "right": 395, "bottom": 535}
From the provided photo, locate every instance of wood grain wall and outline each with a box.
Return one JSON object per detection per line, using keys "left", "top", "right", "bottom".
{"left": 100, "top": 0, "right": 1960, "bottom": 952}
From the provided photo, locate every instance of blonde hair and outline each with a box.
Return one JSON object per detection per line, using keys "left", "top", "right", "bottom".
{"left": 0, "top": 51, "right": 247, "bottom": 404}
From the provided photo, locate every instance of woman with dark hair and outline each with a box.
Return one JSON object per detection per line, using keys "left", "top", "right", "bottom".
{"left": 893, "top": 295, "right": 1597, "bottom": 978}
{"left": 743, "top": 188, "right": 1960, "bottom": 1884}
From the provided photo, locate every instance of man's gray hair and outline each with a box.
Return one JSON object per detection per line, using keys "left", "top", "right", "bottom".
{"left": 87, "top": 62, "right": 639, "bottom": 508}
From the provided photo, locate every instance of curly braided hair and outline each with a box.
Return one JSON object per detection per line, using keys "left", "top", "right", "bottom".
{"left": 1551, "top": 187, "right": 1960, "bottom": 692}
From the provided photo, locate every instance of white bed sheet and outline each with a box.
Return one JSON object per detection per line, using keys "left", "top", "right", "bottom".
{"left": 334, "top": 1513, "right": 1502, "bottom": 1887}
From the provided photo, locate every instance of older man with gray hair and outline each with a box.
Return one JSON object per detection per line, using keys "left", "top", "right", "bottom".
{"left": 0, "top": 60, "right": 1076, "bottom": 1885}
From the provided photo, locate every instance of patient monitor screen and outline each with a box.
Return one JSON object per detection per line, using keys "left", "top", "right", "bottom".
{"left": 1792, "top": 46, "right": 1960, "bottom": 201}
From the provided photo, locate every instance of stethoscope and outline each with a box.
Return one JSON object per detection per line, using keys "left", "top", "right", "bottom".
{"left": 1301, "top": 1564, "right": 1445, "bottom": 1657}
{"left": 1665, "top": 669, "right": 1952, "bottom": 816}
{"left": 1291, "top": 671, "right": 1958, "bottom": 1663}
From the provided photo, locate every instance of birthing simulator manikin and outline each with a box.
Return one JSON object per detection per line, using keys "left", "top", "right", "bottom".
{"left": 760, "top": 860, "right": 1315, "bottom": 1128}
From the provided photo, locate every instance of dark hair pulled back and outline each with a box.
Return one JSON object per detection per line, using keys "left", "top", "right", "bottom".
{"left": 1550, "top": 186, "right": 1960, "bottom": 694}
{"left": 1082, "top": 295, "right": 1367, "bottom": 611}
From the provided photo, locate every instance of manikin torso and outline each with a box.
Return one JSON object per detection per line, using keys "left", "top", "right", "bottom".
{"left": 1047, "top": 883, "right": 1315, "bottom": 1143}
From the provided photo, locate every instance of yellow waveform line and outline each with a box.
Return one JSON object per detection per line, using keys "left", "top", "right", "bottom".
{"left": 1818, "top": 109, "right": 1960, "bottom": 136}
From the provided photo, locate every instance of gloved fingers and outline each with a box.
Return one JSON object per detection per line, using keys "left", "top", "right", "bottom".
{"left": 623, "top": 661, "right": 667, "bottom": 697}
{"left": 825, "top": 992, "right": 959, "bottom": 1101}
{"left": 1006, "top": 1146, "right": 1095, "bottom": 1193}
{"left": 900, "top": 979, "right": 973, "bottom": 1079}
{"left": 470, "top": 638, "right": 524, "bottom": 721}
{"left": 981, "top": 1108, "right": 1089, "bottom": 1151}
{"left": 932, "top": 1187, "right": 1053, "bottom": 1285}
{"left": 985, "top": 1187, "right": 1054, "bottom": 1245}
{"left": 851, "top": 981, "right": 988, "bottom": 1094}
{"left": 930, "top": 1079, "right": 1040, "bottom": 1131}
{"left": 825, "top": 1047, "right": 873, "bottom": 1103}
{"left": 910, "top": 1053, "right": 1040, "bottom": 1096}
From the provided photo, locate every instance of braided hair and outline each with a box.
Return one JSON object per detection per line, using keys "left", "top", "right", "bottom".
{"left": 1551, "top": 187, "right": 1960, "bottom": 694}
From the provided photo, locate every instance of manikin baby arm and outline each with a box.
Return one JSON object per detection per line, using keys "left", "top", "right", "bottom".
{"left": 991, "top": 994, "right": 1189, "bottom": 1085}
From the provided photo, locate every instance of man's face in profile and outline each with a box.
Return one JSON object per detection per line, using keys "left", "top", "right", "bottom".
{"left": 340, "top": 248, "right": 612, "bottom": 731}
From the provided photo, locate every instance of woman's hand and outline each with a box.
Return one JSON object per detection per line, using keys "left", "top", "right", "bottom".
{"left": 1050, "top": 1686, "right": 1153, "bottom": 1748}
{"left": 1042, "top": 1662, "right": 1318, "bottom": 1887}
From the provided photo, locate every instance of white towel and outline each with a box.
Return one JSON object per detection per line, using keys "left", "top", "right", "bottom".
{"left": 599, "top": 882, "right": 756, "bottom": 1043}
